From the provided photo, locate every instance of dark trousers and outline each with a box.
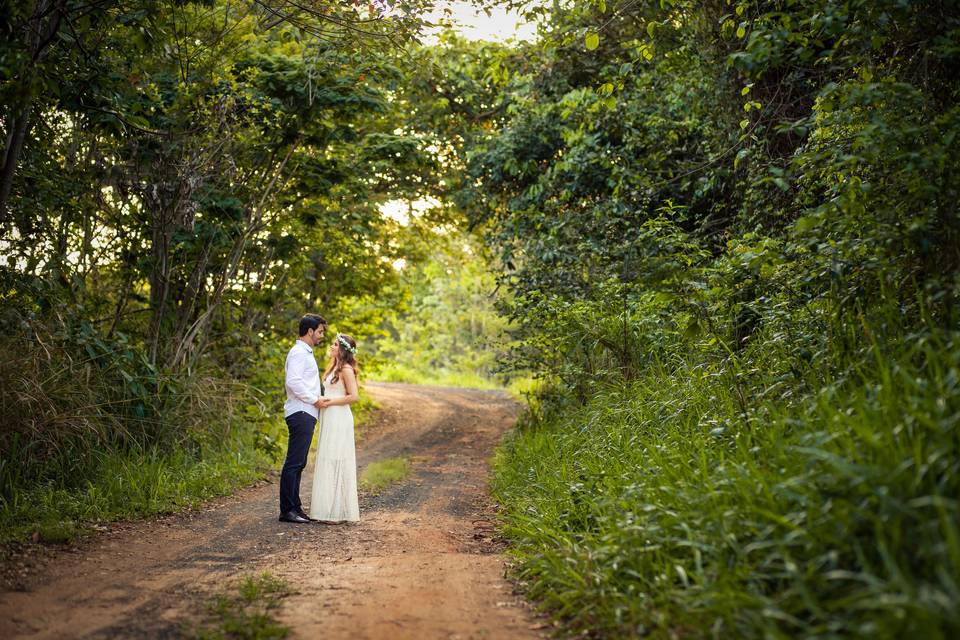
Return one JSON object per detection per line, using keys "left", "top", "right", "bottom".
{"left": 279, "top": 411, "right": 316, "bottom": 515}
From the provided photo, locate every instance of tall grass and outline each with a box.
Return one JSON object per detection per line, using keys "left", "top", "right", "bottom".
{"left": 0, "top": 443, "right": 266, "bottom": 543}
{"left": 0, "top": 331, "right": 385, "bottom": 544}
{"left": 491, "top": 330, "right": 960, "bottom": 637}
{"left": 369, "top": 361, "right": 504, "bottom": 390}
{"left": 0, "top": 328, "right": 286, "bottom": 544}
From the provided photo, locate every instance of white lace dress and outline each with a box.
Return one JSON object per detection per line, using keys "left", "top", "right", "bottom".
{"left": 308, "top": 373, "right": 360, "bottom": 522}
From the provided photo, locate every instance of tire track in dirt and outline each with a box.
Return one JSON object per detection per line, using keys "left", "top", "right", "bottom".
{"left": 0, "top": 382, "right": 547, "bottom": 639}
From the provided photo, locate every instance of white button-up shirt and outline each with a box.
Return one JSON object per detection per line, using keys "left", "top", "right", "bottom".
{"left": 284, "top": 339, "right": 322, "bottom": 418}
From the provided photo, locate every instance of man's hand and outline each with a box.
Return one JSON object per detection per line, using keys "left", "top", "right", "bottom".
{"left": 314, "top": 397, "right": 331, "bottom": 409}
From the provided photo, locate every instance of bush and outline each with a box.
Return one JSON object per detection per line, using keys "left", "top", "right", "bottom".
{"left": 0, "top": 314, "right": 284, "bottom": 543}
{"left": 492, "top": 324, "right": 960, "bottom": 638}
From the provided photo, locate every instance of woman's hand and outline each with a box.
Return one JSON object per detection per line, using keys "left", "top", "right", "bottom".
{"left": 314, "top": 397, "right": 331, "bottom": 409}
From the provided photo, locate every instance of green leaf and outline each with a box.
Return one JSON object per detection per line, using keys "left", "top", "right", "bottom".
{"left": 736, "top": 24, "right": 746, "bottom": 39}
{"left": 585, "top": 32, "right": 600, "bottom": 51}
{"left": 735, "top": 147, "right": 749, "bottom": 169}
{"left": 794, "top": 216, "right": 819, "bottom": 233}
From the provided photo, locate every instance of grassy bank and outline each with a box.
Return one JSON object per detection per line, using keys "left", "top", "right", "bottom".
{"left": 0, "top": 333, "right": 381, "bottom": 545}
{"left": 368, "top": 362, "right": 536, "bottom": 400}
{"left": 369, "top": 362, "right": 502, "bottom": 390}
{"left": 0, "top": 389, "right": 382, "bottom": 545}
{"left": 491, "top": 332, "right": 960, "bottom": 638}
{"left": 0, "top": 330, "right": 284, "bottom": 545}
{"left": 1, "top": 442, "right": 268, "bottom": 544}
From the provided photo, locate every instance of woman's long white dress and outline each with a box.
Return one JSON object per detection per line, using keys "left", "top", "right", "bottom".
{"left": 309, "top": 373, "right": 360, "bottom": 522}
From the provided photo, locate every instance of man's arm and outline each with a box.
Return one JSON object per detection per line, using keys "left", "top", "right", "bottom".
{"left": 285, "top": 350, "right": 320, "bottom": 404}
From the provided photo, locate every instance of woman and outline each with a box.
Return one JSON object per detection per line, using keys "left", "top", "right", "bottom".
{"left": 309, "top": 333, "right": 361, "bottom": 524}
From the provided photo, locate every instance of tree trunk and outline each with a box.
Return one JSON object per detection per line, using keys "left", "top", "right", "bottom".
{"left": 0, "top": 113, "right": 33, "bottom": 224}
{"left": 147, "top": 198, "right": 172, "bottom": 365}
{"left": 0, "top": 0, "right": 67, "bottom": 222}
{"left": 169, "top": 140, "right": 300, "bottom": 370}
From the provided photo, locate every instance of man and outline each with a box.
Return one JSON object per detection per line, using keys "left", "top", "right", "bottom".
{"left": 279, "top": 313, "right": 328, "bottom": 523}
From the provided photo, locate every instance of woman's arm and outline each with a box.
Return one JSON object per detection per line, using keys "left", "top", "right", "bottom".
{"left": 325, "top": 366, "right": 359, "bottom": 406}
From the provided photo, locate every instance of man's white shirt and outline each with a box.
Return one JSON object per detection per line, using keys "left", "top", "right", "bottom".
{"left": 284, "top": 339, "right": 321, "bottom": 418}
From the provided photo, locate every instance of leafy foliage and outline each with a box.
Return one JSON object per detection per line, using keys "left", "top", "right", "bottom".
{"left": 3, "top": 1, "right": 960, "bottom": 636}
{"left": 493, "top": 327, "right": 960, "bottom": 638}
{"left": 0, "top": 0, "right": 443, "bottom": 540}
{"left": 366, "top": 235, "right": 509, "bottom": 388}
{"left": 406, "top": 0, "right": 960, "bottom": 637}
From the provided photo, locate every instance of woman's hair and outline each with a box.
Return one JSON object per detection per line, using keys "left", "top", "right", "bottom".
{"left": 324, "top": 333, "right": 359, "bottom": 385}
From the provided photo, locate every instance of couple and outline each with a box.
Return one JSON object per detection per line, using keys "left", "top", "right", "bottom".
{"left": 279, "top": 313, "right": 360, "bottom": 525}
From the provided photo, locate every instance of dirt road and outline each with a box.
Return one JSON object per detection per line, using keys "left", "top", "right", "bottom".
{"left": 0, "top": 383, "right": 546, "bottom": 639}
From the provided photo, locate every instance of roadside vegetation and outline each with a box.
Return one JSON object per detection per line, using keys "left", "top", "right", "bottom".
{"left": 0, "top": 1, "right": 440, "bottom": 544}
{"left": 191, "top": 572, "right": 292, "bottom": 640}
{"left": 359, "top": 457, "right": 411, "bottom": 494}
{"left": 492, "top": 322, "right": 960, "bottom": 637}
{"left": 365, "top": 237, "right": 510, "bottom": 390}
{"left": 394, "top": 1, "right": 959, "bottom": 637}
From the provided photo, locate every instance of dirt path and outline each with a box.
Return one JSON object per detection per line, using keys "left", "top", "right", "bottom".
{"left": 0, "top": 383, "right": 546, "bottom": 639}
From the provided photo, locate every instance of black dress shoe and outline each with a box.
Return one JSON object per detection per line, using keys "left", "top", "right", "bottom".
{"left": 279, "top": 510, "right": 310, "bottom": 523}
{"left": 295, "top": 508, "right": 316, "bottom": 522}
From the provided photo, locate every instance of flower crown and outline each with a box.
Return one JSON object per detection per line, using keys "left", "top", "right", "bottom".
{"left": 336, "top": 334, "right": 357, "bottom": 354}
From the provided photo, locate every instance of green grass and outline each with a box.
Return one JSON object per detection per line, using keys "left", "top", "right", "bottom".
{"left": 491, "top": 334, "right": 960, "bottom": 638}
{"left": 0, "top": 344, "right": 390, "bottom": 545}
{"left": 0, "top": 383, "right": 385, "bottom": 546}
{"left": 191, "top": 572, "right": 292, "bottom": 639}
{"left": 0, "top": 331, "right": 294, "bottom": 546}
{"left": 505, "top": 375, "right": 540, "bottom": 402}
{"left": 1, "top": 388, "right": 385, "bottom": 544}
{"left": 369, "top": 362, "right": 503, "bottom": 390}
{"left": 0, "top": 441, "right": 269, "bottom": 544}
{"left": 359, "top": 457, "right": 410, "bottom": 494}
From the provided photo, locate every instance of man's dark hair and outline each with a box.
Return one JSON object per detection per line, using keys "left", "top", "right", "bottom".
{"left": 298, "top": 313, "right": 327, "bottom": 337}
